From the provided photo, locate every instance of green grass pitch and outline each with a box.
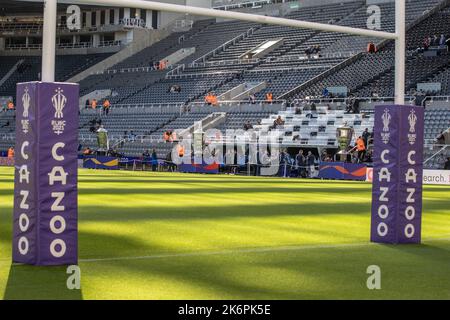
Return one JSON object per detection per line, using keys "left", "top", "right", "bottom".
{"left": 0, "top": 166, "right": 449, "bottom": 299}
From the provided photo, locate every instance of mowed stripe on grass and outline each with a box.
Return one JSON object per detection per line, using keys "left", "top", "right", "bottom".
{"left": 0, "top": 167, "right": 449, "bottom": 299}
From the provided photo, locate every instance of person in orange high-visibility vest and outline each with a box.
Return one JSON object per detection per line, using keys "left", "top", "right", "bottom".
{"left": 7, "top": 101, "right": 14, "bottom": 110}
{"left": 367, "top": 41, "right": 377, "bottom": 53}
{"left": 211, "top": 94, "right": 218, "bottom": 106}
{"left": 91, "top": 99, "right": 97, "bottom": 109}
{"left": 205, "top": 93, "right": 212, "bottom": 105}
{"left": 7, "top": 147, "right": 14, "bottom": 159}
{"left": 266, "top": 92, "right": 273, "bottom": 103}
{"left": 356, "top": 136, "right": 366, "bottom": 163}
{"left": 103, "top": 99, "right": 110, "bottom": 115}
{"left": 177, "top": 144, "right": 185, "bottom": 158}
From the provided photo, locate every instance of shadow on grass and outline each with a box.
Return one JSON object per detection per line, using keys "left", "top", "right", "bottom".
{"left": 76, "top": 199, "right": 450, "bottom": 222}
{"left": 3, "top": 264, "right": 83, "bottom": 300}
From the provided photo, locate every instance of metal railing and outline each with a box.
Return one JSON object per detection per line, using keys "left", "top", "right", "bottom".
{"left": 212, "top": 0, "right": 272, "bottom": 11}
{"left": 423, "top": 96, "right": 450, "bottom": 105}
{"left": 189, "top": 99, "right": 286, "bottom": 107}
{"left": 286, "top": 96, "right": 406, "bottom": 104}
{"left": 167, "top": 70, "right": 239, "bottom": 79}
{"left": 166, "top": 64, "right": 186, "bottom": 77}
{"left": 80, "top": 102, "right": 186, "bottom": 116}
{"left": 424, "top": 144, "right": 449, "bottom": 165}
{"left": 94, "top": 63, "right": 174, "bottom": 76}
{"left": 5, "top": 40, "right": 122, "bottom": 51}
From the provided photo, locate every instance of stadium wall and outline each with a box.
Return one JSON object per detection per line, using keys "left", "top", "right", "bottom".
{"left": 155, "top": 0, "right": 212, "bottom": 28}
{"left": 66, "top": 28, "right": 170, "bottom": 83}
{"left": 219, "top": 0, "right": 363, "bottom": 19}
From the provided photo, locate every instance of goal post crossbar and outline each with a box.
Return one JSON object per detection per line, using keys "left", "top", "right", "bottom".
{"left": 37, "top": 0, "right": 405, "bottom": 103}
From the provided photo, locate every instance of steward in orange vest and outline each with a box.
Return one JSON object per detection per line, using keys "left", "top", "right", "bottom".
{"left": 356, "top": 136, "right": 366, "bottom": 162}
{"left": 177, "top": 144, "right": 185, "bottom": 157}
{"left": 367, "top": 42, "right": 377, "bottom": 53}
{"left": 7, "top": 147, "right": 14, "bottom": 159}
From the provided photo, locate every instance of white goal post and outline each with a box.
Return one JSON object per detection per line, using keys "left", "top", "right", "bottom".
{"left": 38, "top": 0, "right": 405, "bottom": 104}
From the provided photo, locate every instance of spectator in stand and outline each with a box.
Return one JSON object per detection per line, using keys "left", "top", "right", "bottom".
{"left": 436, "top": 130, "right": 446, "bottom": 145}
{"left": 439, "top": 34, "right": 447, "bottom": 47}
{"left": 305, "top": 46, "right": 312, "bottom": 58}
{"left": 413, "top": 89, "right": 426, "bottom": 106}
{"left": 177, "top": 143, "right": 185, "bottom": 159}
{"left": 272, "top": 115, "right": 284, "bottom": 129}
{"left": 163, "top": 130, "right": 170, "bottom": 142}
{"left": 243, "top": 121, "right": 253, "bottom": 131}
{"left": 346, "top": 94, "right": 356, "bottom": 113}
{"left": 151, "top": 149, "right": 158, "bottom": 172}
{"left": 205, "top": 92, "right": 218, "bottom": 106}
{"left": 432, "top": 35, "right": 439, "bottom": 46}
{"left": 277, "top": 116, "right": 284, "bottom": 126}
{"left": 356, "top": 136, "right": 366, "bottom": 163}
{"left": 83, "top": 147, "right": 93, "bottom": 155}
{"left": 142, "top": 150, "right": 150, "bottom": 158}
{"left": 295, "top": 149, "right": 306, "bottom": 178}
{"left": 266, "top": 92, "right": 273, "bottom": 103}
{"left": 168, "top": 85, "right": 181, "bottom": 93}
{"left": 279, "top": 150, "right": 292, "bottom": 177}
{"left": 370, "top": 87, "right": 380, "bottom": 101}
{"left": 248, "top": 93, "right": 256, "bottom": 104}
{"left": 165, "top": 151, "right": 175, "bottom": 172}
{"left": 445, "top": 157, "right": 450, "bottom": 170}
{"left": 364, "top": 149, "right": 373, "bottom": 163}
{"left": 324, "top": 154, "right": 333, "bottom": 162}
{"left": 7, "top": 100, "right": 14, "bottom": 110}
{"left": 367, "top": 41, "right": 377, "bottom": 53}
{"left": 130, "top": 130, "right": 136, "bottom": 142}
{"left": 85, "top": 99, "right": 90, "bottom": 109}
{"left": 7, "top": 147, "right": 14, "bottom": 159}
{"left": 362, "top": 128, "right": 371, "bottom": 148}
{"left": 315, "top": 45, "right": 322, "bottom": 55}
{"left": 102, "top": 99, "right": 110, "bottom": 115}
{"left": 91, "top": 99, "right": 97, "bottom": 109}
{"left": 307, "top": 151, "right": 316, "bottom": 178}
{"left": 423, "top": 36, "right": 431, "bottom": 51}
{"left": 322, "top": 87, "right": 329, "bottom": 98}
{"left": 211, "top": 93, "right": 218, "bottom": 106}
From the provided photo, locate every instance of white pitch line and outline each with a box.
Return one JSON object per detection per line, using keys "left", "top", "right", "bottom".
{"left": 0, "top": 237, "right": 448, "bottom": 265}
{"left": 77, "top": 236, "right": 450, "bottom": 263}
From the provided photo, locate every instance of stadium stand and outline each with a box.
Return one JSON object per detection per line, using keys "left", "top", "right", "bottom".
{"left": 1, "top": 0, "right": 449, "bottom": 170}
{"left": 0, "top": 53, "right": 113, "bottom": 98}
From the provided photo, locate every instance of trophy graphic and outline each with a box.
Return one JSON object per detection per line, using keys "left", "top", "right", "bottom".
{"left": 336, "top": 123, "right": 354, "bottom": 162}
{"left": 97, "top": 125, "right": 109, "bottom": 156}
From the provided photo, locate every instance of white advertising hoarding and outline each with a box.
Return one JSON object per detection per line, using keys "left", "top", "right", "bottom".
{"left": 367, "top": 168, "right": 450, "bottom": 185}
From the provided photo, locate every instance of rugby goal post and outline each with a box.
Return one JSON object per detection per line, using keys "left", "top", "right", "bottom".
{"left": 11, "top": 0, "right": 418, "bottom": 268}
{"left": 39, "top": 0, "right": 405, "bottom": 104}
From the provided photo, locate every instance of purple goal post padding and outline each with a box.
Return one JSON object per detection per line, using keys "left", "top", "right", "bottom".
{"left": 371, "top": 105, "right": 424, "bottom": 244}
{"left": 13, "top": 82, "right": 79, "bottom": 265}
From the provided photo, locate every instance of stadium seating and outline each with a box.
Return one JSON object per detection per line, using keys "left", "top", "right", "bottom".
{"left": 0, "top": 53, "right": 113, "bottom": 99}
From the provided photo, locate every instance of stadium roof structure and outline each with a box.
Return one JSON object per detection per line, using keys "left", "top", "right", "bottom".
{"left": 0, "top": 0, "right": 98, "bottom": 14}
